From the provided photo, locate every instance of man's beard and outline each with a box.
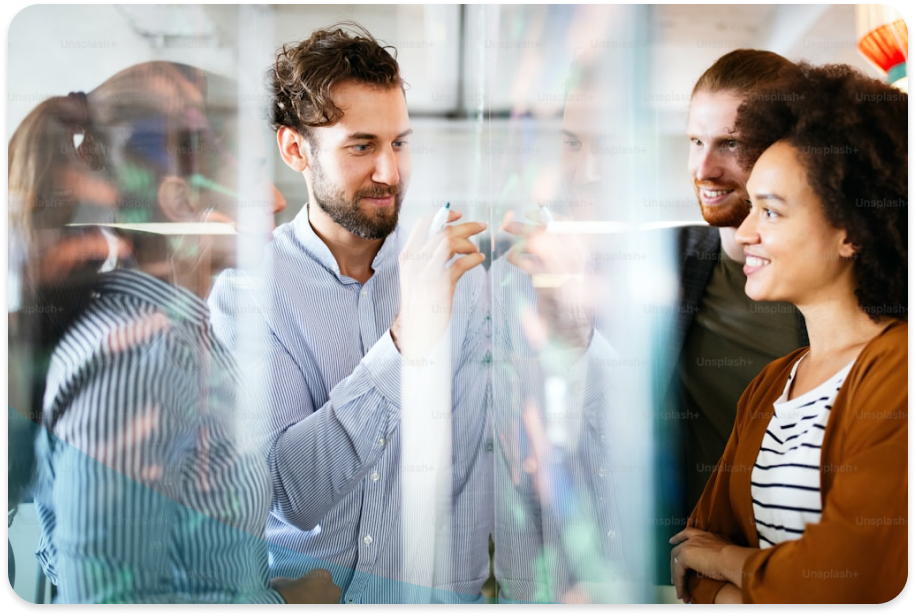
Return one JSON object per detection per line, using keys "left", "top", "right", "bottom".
{"left": 693, "top": 180, "right": 751, "bottom": 228}
{"left": 310, "top": 156, "right": 403, "bottom": 240}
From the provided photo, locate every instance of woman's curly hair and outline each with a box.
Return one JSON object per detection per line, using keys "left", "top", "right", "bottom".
{"left": 735, "top": 63, "right": 907, "bottom": 322}
{"left": 268, "top": 22, "right": 403, "bottom": 139}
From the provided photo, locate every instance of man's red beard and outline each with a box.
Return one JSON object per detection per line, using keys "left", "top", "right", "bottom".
{"left": 693, "top": 180, "right": 751, "bottom": 228}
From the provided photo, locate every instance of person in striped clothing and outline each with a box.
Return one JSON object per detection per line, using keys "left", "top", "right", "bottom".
{"left": 670, "top": 63, "right": 906, "bottom": 603}
{"left": 9, "top": 62, "right": 339, "bottom": 603}
{"left": 208, "top": 24, "right": 493, "bottom": 603}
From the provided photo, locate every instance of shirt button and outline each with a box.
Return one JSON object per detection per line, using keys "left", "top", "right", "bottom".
{"left": 597, "top": 467, "right": 606, "bottom": 478}
{"left": 378, "top": 437, "right": 386, "bottom": 446}
{"left": 364, "top": 534, "right": 373, "bottom": 546}
{"left": 346, "top": 598, "right": 354, "bottom": 604}
{"left": 361, "top": 289, "right": 368, "bottom": 297}
{"left": 607, "top": 530, "right": 617, "bottom": 540}
{"left": 370, "top": 471, "right": 379, "bottom": 482}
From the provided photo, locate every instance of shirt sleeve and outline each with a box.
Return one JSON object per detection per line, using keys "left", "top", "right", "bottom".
{"left": 684, "top": 376, "right": 758, "bottom": 604}
{"left": 687, "top": 364, "right": 768, "bottom": 604}
{"left": 209, "top": 268, "right": 403, "bottom": 532}
{"left": 687, "top": 331, "right": 907, "bottom": 604}
{"left": 46, "top": 333, "right": 282, "bottom": 604}
{"left": 210, "top": 263, "right": 493, "bottom": 592}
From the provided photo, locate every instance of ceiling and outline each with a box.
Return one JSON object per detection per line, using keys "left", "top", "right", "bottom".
{"left": 8, "top": 4, "right": 878, "bottom": 135}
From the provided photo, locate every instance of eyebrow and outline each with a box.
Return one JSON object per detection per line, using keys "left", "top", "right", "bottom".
{"left": 754, "top": 193, "right": 786, "bottom": 202}
{"left": 560, "top": 129, "right": 579, "bottom": 139}
{"left": 346, "top": 129, "right": 413, "bottom": 141}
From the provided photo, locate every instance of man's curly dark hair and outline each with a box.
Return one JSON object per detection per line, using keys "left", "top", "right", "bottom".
{"left": 735, "top": 63, "right": 907, "bottom": 322}
{"left": 268, "top": 22, "right": 403, "bottom": 139}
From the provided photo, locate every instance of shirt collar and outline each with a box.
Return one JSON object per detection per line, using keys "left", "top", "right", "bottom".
{"left": 293, "top": 204, "right": 403, "bottom": 281}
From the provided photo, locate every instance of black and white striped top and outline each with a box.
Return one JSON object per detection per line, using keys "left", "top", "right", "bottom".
{"left": 751, "top": 355, "right": 854, "bottom": 548}
{"left": 208, "top": 207, "right": 493, "bottom": 603}
{"left": 33, "top": 269, "right": 281, "bottom": 603}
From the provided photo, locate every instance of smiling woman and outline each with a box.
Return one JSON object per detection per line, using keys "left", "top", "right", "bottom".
{"left": 670, "top": 63, "right": 907, "bottom": 604}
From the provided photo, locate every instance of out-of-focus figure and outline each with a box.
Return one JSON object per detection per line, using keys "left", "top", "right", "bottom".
{"left": 8, "top": 61, "right": 338, "bottom": 603}
{"left": 491, "top": 50, "right": 636, "bottom": 603}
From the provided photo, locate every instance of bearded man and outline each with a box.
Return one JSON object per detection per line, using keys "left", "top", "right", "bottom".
{"left": 665, "top": 49, "right": 809, "bottom": 518}
{"left": 208, "top": 24, "right": 492, "bottom": 604}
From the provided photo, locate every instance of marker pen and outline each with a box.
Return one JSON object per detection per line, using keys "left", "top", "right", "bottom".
{"left": 427, "top": 202, "right": 451, "bottom": 238}
{"left": 539, "top": 203, "right": 555, "bottom": 224}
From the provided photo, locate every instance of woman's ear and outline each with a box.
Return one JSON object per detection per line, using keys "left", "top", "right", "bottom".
{"left": 838, "top": 233, "right": 858, "bottom": 260}
{"left": 157, "top": 176, "right": 197, "bottom": 222}
{"left": 277, "top": 126, "right": 310, "bottom": 172}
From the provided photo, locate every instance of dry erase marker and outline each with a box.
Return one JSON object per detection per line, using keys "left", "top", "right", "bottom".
{"left": 539, "top": 203, "right": 555, "bottom": 224}
{"left": 427, "top": 202, "right": 451, "bottom": 238}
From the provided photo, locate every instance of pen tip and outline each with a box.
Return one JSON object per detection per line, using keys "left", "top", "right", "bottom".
{"left": 445, "top": 202, "right": 450, "bottom": 209}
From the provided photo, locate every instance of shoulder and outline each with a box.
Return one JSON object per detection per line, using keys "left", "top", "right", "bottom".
{"left": 677, "top": 224, "right": 719, "bottom": 257}
{"left": 844, "top": 321, "right": 907, "bottom": 400}
{"left": 45, "top": 303, "right": 191, "bottom": 436}
{"left": 858, "top": 320, "right": 906, "bottom": 363}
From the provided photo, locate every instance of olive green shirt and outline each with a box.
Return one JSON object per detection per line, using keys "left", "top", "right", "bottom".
{"left": 678, "top": 249, "right": 803, "bottom": 508}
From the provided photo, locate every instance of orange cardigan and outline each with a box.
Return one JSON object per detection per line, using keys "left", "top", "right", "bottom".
{"left": 686, "top": 321, "right": 907, "bottom": 603}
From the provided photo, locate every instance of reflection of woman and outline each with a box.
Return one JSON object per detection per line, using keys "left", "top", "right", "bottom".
{"left": 669, "top": 63, "right": 906, "bottom": 604}
{"left": 9, "top": 62, "right": 336, "bottom": 603}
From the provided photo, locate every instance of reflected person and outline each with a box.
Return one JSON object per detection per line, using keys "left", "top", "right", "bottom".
{"left": 8, "top": 61, "right": 338, "bottom": 603}
{"left": 491, "top": 53, "right": 633, "bottom": 603}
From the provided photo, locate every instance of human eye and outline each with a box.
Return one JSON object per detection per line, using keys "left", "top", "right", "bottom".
{"left": 392, "top": 139, "right": 409, "bottom": 149}
{"left": 690, "top": 137, "right": 702, "bottom": 147}
{"left": 726, "top": 139, "right": 738, "bottom": 149}
{"left": 563, "top": 138, "right": 582, "bottom": 151}
{"left": 350, "top": 143, "right": 371, "bottom": 154}
{"left": 762, "top": 207, "right": 778, "bottom": 220}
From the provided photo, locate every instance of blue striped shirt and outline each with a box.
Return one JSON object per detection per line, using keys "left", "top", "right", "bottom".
{"left": 208, "top": 206, "right": 493, "bottom": 603}
{"left": 33, "top": 269, "right": 282, "bottom": 603}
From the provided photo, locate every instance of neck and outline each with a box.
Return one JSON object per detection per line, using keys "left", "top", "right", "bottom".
{"left": 134, "top": 236, "right": 212, "bottom": 299}
{"left": 307, "top": 203, "right": 384, "bottom": 284}
{"left": 718, "top": 227, "right": 745, "bottom": 262}
{"left": 797, "top": 294, "right": 891, "bottom": 362}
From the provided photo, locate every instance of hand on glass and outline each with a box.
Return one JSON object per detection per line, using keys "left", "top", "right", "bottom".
{"left": 391, "top": 209, "right": 486, "bottom": 356}
{"left": 501, "top": 210, "right": 595, "bottom": 353}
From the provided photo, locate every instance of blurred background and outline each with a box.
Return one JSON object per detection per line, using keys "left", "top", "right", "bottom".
{"left": 4, "top": 3, "right": 901, "bottom": 605}
{"left": 6, "top": 4, "right": 881, "bottom": 228}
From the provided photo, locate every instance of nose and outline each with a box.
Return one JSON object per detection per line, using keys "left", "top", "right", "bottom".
{"left": 371, "top": 147, "right": 400, "bottom": 186}
{"left": 574, "top": 143, "right": 602, "bottom": 186}
{"left": 735, "top": 208, "right": 759, "bottom": 246}
{"left": 693, "top": 148, "right": 723, "bottom": 181}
